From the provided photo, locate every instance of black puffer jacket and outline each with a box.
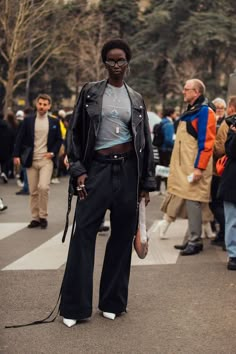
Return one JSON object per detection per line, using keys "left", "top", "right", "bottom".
{"left": 67, "top": 79, "right": 156, "bottom": 192}
{"left": 218, "top": 129, "right": 236, "bottom": 203}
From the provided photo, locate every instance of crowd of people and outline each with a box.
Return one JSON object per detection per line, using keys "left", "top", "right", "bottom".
{"left": 0, "top": 38, "right": 236, "bottom": 330}
{"left": 153, "top": 84, "right": 236, "bottom": 271}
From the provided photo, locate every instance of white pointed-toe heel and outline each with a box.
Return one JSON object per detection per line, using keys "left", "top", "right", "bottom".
{"left": 102, "top": 312, "right": 116, "bottom": 320}
{"left": 63, "top": 318, "right": 77, "bottom": 327}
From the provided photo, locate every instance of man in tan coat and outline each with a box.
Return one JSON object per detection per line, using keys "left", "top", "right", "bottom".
{"left": 167, "top": 79, "right": 216, "bottom": 255}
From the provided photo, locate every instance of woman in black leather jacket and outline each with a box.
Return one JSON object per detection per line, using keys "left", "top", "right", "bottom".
{"left": 60, "top": 39, "right": 156, "bottom": 327}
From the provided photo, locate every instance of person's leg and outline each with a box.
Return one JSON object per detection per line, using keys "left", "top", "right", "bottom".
{"left": 37, "top": 159, "right": 53, "bottom": 221}
{"left": 180, "top": 200, "right": 203, "bottom": 255}
{"left": 23, "top": 168, "right": 29, "bottom": 193}
{"left": 27, "top": 162, "right": 40, "bottom": 221}
{"left": 60, "top": 160, "right": 112, "bottom": 320}
{"left": 99, "top": 157, "right": 138, "bottom": 314}
{"left": 209, "top": 175, "right": 225, "bottom": 244}
{"left": 186, "top": 200, "right": 202, "bottom": 244}
{"left": 224, "top": 201, "right": 236, "bottom": 259}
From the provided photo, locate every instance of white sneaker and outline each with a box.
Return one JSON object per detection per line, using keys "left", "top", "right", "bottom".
{"left": 0, "top": 198, "right": 7, "bottom": 211}
{"left": 202, "top": 222, "right": 215, "bottom": 239}
{"left": 63, "top": 318, "right": 77, "bottom": 327}
{"left": 51, "top": 178, "right": 60, "bottom": 184}
{"left": 16, "top": 179, "right": 24, "bottom": 187}
{"left": 103, "top": 312, "right": 116, "bottom": 320}
{"left": 157, "top": 219, "right": 171, "bottom": 239}
{"left": 1, "top": 172, "right": 8, "bottom": 183}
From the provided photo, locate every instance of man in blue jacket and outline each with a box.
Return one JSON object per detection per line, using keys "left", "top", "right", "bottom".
{"left": 14, "top": 94, "right": 62, "bottom": 229}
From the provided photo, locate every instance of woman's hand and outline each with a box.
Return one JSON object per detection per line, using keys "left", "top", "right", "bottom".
{"left": 139, "top": 191, "right": 150, "bottom": 206}
{"left": 76, "top": 174, "right": 88, "bottom": 200}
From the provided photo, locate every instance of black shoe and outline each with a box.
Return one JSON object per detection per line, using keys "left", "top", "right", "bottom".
{"left": 222, "top": 244, "right": 226, "bottom": 251}
{"left": 180, "top": 243, "right": 203, "bottom": 256}
{"left": 40, "top": 218, "right": 48, "bottom": 229}
{"left": 98, "top": 224, "right": 109, "bottom": 232}
{"left": 174, "top": 242, "right": 188, "bottom": 250}
{"left": 227, "top": 257, "right": 236, "bottom": 271}
{"left": 211, "top": 233, "right": 225, "bottom": 246}
{"left": 16, "top": 189, "right": 29, "bottom": 195}
{"left": 28, "top": 220, "right": 40, "bottom": 228}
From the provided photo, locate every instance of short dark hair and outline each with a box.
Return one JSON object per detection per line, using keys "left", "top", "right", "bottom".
{"left": 163, "top": 107, "right": 175, "bottom": 117}
{"left": 101, "top": 38, "right": 132, "bottom": 63}
{"left": 36, "top": 94, "right": 52, "bottom": 105}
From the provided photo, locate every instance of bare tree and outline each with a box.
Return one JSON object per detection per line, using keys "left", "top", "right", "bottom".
{"left": 61, "top": 7, "right": 109, "bottom": 95}
{"left": 0, "top": 0, "right": 75, "bottom": 113}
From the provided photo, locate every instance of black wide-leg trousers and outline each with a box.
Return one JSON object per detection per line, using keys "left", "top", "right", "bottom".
{"left": 59, "top": 155, "right": 138, "bottom": 320}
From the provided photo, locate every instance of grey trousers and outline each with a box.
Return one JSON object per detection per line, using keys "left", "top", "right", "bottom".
{"left": 186, "top": 200, "right": 202, "bottom": 244}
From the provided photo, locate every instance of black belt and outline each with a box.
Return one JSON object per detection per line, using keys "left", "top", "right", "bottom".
{"left": 94, "top": 150, "right": 135, "bottom": 163}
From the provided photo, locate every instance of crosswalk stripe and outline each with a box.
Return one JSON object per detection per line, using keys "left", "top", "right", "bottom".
{"left": 132, "top": 219, "right": 187, "bottom": 265}
{"left": 0, "top": 223, "right": 28, "bottom": 240}
{"left": 2, "top": 226, "right": 72, "bottom": 271}
{"left": 2, "top": 219, "right": 187, "bottom": 270}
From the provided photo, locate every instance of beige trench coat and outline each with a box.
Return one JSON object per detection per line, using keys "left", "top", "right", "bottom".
{"left": 167, "top": 121, "right": 213, "bottom": 203}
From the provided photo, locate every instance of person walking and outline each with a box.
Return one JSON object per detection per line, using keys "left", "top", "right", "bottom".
{"left": 13, "top": 94, "right": 62, "bottom": 229}
{"left": 211, "top": 97, "right": 236, "bottom": 248}
{"left": 218, "top": 116, "right": 236, "bottom": 270}
{"left": 154, "top": 107, "right": 176, "bottom": 193}
{"left": 59, "top": 38, "right": 156, "bottom": 327}
{"left": 167, "top": 79, "right": 216, "bottom": 255}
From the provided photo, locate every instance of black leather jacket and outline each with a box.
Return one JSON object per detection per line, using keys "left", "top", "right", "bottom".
{"left": 68, "top": 79, "right": 156, "bottom": 192}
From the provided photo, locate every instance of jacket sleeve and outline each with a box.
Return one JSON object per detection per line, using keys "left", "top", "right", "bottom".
{"left": 194, "top": 106, "right": 216, "bottom": 169}
{"left": 214, "top": 120, "right": 229, "bottom": 159}
{"left": 140, "top": 101, "right": 156, "bottom": 192}
{"left": 225, "top": 130, "right": 236, "bottom": 159}
{"left": 51, "top": 119, "right": 62, "bottom": 156}
{"left": 67, "top": 84, "right": 88, "bottom": 178}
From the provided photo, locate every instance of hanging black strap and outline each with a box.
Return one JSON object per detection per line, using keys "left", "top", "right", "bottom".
{"left": 5, "top": 201, "right": 77, "bottom": 329}
{"left": 5, "top": 285, "right": 62, "bottom": 329}
{"left": 62, "top": 191, "right": 73, "bottom": 243}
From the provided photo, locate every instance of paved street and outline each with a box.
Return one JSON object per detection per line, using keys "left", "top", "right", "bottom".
{"left": 0, "top": 177, "right": 235, "bottom": 354}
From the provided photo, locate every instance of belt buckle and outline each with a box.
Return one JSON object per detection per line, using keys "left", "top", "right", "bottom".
{"left": 113, "top": 154, "right": 124, "bottom": 162}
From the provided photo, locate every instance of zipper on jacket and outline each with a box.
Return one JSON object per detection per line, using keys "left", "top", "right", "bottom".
{"left": 83, "top": 119, "right": 92, "bottom": 163}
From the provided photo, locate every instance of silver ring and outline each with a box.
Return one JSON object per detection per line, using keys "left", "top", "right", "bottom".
{"left": 76, "top": 187, "right": 82, "bottom": 191}
{"left": 80, "top": 184, "right": 85, "bottom": 188}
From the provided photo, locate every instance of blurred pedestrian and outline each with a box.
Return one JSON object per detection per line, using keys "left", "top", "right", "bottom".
{"left": 0, "top": 197, "right": 7, "bottom": 212}
{"left": 211, "top": 97, "right": 236, "bottom": 248}
{"left": 154, "top": 107, "right": 176, "bottom": 193}
{"left": 167, "top": 79, "right": 216, "bottom": 255}
{"left": 212, "top": 97, "right": 226, "bottom": 129}
{"left": 5, "top": 111, "right": 20, "bottom": 179}
{"left": 59, "top": 38, "right": 156, "bottom": 327}
{"left": 218, "top": 116, "right": 236, "bottom": 270}
{"left": 0, "top": 112, "right": 14, "bottom": 184}
{"left": 13, "top": 94, "right": 62, "bottom": 229}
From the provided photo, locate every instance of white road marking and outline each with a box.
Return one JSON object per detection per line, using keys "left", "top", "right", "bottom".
{"left": 2, "top": 226, "right": 72, "bottom": 270}
{"left": 0, "top": 223, "right": 28, "bottom": 240}
{"left": 2, "top": 219, "right": 187, "bottom": 270}
{"left": 132, "top": 219, "right": 187, "bottom": 265}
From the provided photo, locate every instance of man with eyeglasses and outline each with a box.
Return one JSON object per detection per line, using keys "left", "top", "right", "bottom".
{"left": 166, "top": 79, "right": 216, "bottom": 255}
